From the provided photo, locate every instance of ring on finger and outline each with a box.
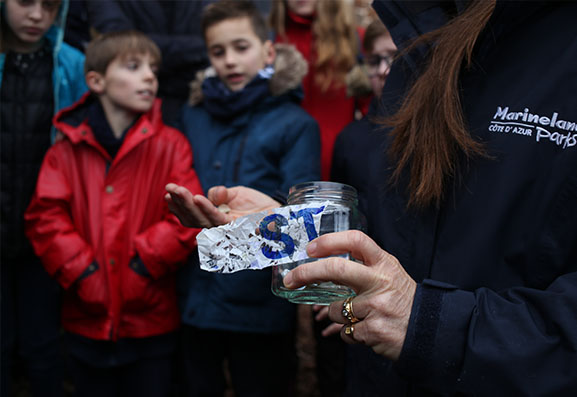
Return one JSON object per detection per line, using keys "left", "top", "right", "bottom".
{"left": 342, "top": 296, "right": 360, "bottom": 323}
{"left": 344, "top": 324, "right": 355, "bottom": 336}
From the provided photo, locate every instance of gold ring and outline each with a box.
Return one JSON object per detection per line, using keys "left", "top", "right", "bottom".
{"left": 342, "top": 296, "right": 360, "bottom": 323}
{"left": 344, "top": 324, "right": 355, "bottom": 336}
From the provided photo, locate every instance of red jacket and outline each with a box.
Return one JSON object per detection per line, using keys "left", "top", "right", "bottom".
{"left": 25, "top": 94, "right": 203, "bottom": 340}
{"left": 277, "top": 11, "right": 365, "bottom": 180}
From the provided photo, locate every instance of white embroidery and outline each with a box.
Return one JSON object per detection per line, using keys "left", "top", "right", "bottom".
{"left": 488, "top": 106, "right": 577, "bottom": 149}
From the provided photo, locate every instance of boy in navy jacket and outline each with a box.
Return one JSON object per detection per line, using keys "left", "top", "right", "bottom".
{"left": 177, "top": 1, "right": 320, "bottom": 395}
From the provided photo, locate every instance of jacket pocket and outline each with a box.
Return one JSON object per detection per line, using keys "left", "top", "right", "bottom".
{"left": 122, "top": 258, "right": 168, "bottom": 312}
{"left": 74, "top": 262, "right": 109, "bottom": 315}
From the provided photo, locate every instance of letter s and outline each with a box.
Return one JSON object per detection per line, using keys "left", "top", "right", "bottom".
{"left": 259, "top": 214, "right": 294, "bottom": 259}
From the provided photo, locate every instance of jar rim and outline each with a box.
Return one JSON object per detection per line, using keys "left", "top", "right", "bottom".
{"left": 288, "top": 181, "right": 358, "bottom": 204}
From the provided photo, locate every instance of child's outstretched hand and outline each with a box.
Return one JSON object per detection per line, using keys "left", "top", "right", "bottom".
{"left": 165, "top": 184, "right": 281, "bottom": 229}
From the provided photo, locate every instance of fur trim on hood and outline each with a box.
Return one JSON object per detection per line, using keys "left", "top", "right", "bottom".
{"left": 346, "top": 63, "right": 373, "bottom": 98}
{"left": 188, "top": 43, "right": 308, "bottom": 106}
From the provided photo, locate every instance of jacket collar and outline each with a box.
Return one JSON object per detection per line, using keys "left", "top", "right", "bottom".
{"left": 53, "top": 92, "right": 162, "bottom": 161}
{"left": 188, "top": 43, "right": 308, "bottom": 107}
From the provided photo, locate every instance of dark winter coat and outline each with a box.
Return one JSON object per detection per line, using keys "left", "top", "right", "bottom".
{"left": 179, "top": 44, "right": 321, "bottom": 334}
{"left": 343, "top": 1, "right": 577, "bottom": 395}
{"left": 0, "top": 0, "right": 87, "bottom": 260}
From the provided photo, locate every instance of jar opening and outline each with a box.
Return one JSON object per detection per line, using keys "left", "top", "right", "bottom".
{"left": 287, "top": 181, "right": 358, "bottom": 205}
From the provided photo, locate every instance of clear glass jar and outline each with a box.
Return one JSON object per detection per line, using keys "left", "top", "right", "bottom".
{"left": 271, "top": 181, "right": 364, "bottom": 305}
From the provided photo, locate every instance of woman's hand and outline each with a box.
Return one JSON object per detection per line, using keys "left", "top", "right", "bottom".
{"left": 165, "top": 184, "right": 281, "bottom": 228}
{"left": 283, "top": 230, "right": 416, "bottom": 361}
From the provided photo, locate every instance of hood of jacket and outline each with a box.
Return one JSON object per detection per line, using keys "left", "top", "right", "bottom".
{"left": 45, "top": 0, "right": 69, "bottom": 55}
{"left": 188, "top": 43, "right": 308, "bottom": 106}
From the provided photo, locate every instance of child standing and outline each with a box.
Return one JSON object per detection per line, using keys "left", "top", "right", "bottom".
{"left": 177, "top": 1, "right": 320, "bottom": 395}
{"left": 24, "top": 30, "right": 202, "bottom": 397}
{"left": 1, "top": 0, "right": 86, "bottom": 395}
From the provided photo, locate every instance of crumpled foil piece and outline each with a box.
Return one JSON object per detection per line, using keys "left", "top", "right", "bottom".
{"left": 197, "top": 202, "right": 333, "bottom": 273}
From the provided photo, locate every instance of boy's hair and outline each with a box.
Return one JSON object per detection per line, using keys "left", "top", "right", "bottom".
{"left": 201, "top": 0, "right": 269, "bottom": 43}
{"left": 84, "top": 30, "right": 161, "bottom": 75}
{"left": 362, "top": 20, "right": 391, "bottom": 54}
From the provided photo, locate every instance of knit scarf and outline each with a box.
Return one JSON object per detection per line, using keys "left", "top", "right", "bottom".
{"left": 201, "top": 66, "right": 274, "bottom": 119}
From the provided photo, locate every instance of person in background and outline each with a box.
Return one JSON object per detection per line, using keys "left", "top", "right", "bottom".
{"left": 167, "top": 0, "right": 577, "bottom": 395}
{"left": 269, "top": 0, "right": 370, "bottom": 181}
{"left": 309, "top": 18, "right": 397, "bottom": 397}
{"left": 173, "top": 1, "right": 320, "bottom": 395}
{"left": 1, "top": 0, "right": 86, "bottom": 395}
{"left": 63, "top": 0, "right": 90, "bottom": 52}
{"left": 331, "top": 18, "right": 396, "bottom": 218}
{"left": 24, "top": 30, "right": 203, "bottom": 397}
{"left": 86, "top": 0, "right": 213, "bottom": 127}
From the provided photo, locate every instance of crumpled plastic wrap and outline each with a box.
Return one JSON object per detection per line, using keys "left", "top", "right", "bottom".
{"left": 197, "top": 202, "right": 332, "bottom": 273}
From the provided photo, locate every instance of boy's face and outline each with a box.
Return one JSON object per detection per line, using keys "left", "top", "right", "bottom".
{"left": 88, "top": 52, "right": 159, "bottom": 115}
{"left": 4, "top": 0, "right": 61, "bottom": 53}
{"left": 206, "top": 17, "right": 274, "bottom": 92}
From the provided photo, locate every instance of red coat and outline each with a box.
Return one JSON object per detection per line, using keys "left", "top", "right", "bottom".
{"left": 25, "top": 94, "right": 202, "bottom": 340}
{"left": 277, "top": 11, "right": 363, "bottom": 180}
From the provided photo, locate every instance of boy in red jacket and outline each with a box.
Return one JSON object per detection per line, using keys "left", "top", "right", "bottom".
{"left": 24, "top": 30, "right": 202, "bottom": 397}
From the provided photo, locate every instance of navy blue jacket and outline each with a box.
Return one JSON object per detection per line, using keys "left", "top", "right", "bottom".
{"left": 340, "top": 1, "right": 577, "bottom": 395}
{"left": 179, "top": 48, "right": 321, "bottom": 334}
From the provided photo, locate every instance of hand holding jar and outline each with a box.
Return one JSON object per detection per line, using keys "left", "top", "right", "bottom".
{"left": 283, "top": 230, "right": 417, "bottom": 361}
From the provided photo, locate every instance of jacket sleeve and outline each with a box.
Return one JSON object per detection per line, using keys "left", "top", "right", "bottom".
{"left": 395, "top": 273, "right": 577, "bottom": 395}
{"left": 278, "top": 112, "right": 322, "bottom": 193}
{"left": 24, "top": 146, "right": 95, "bottom": 289}
{"left": 132, "top": 135, "right": 203, "bottom": 280}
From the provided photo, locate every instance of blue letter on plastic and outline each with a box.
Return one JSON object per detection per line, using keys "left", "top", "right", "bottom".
{"left": 259, "top": 214, "right": 295, "bottom": 259}
{"left": 290, "top": 206, "right": 324, "bottom": 241}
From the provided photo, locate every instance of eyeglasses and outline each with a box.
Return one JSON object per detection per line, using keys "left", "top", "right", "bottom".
{"left": 365, "top": 54, "right": 394, "bottom": 69}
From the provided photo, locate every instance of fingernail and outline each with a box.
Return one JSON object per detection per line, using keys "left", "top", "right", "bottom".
{"left": 307, "top": 241, "right": 317, "bottom": 255}
{"left": 283, "top": 271, "right": 293, "bottom": 287}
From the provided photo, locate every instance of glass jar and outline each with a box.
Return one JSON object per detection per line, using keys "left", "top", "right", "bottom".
{"left": 271, "top": 181, "right": 365, "bottom": 305}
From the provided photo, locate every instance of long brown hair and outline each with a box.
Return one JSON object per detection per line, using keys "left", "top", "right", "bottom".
{"left": 386, "top": 0, "right": 496, "bottom": 208}
{"left": 269, "top": 0, "right": 358, "bottom": 91}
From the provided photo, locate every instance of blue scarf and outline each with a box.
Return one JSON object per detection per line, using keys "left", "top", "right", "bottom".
{"left": 202, "top": 66, "right": 274, "bottom": 119}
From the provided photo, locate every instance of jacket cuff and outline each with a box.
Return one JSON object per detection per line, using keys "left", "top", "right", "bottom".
{"left": 394, "top": 279, "right": 476, "bottom": 394}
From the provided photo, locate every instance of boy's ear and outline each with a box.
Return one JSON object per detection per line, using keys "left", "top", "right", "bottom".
{"left": 263, "top": 40, "right": 276, "bottom": 65}
{"left": 86, "top": 71, "right": 105, "bottom": 94}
